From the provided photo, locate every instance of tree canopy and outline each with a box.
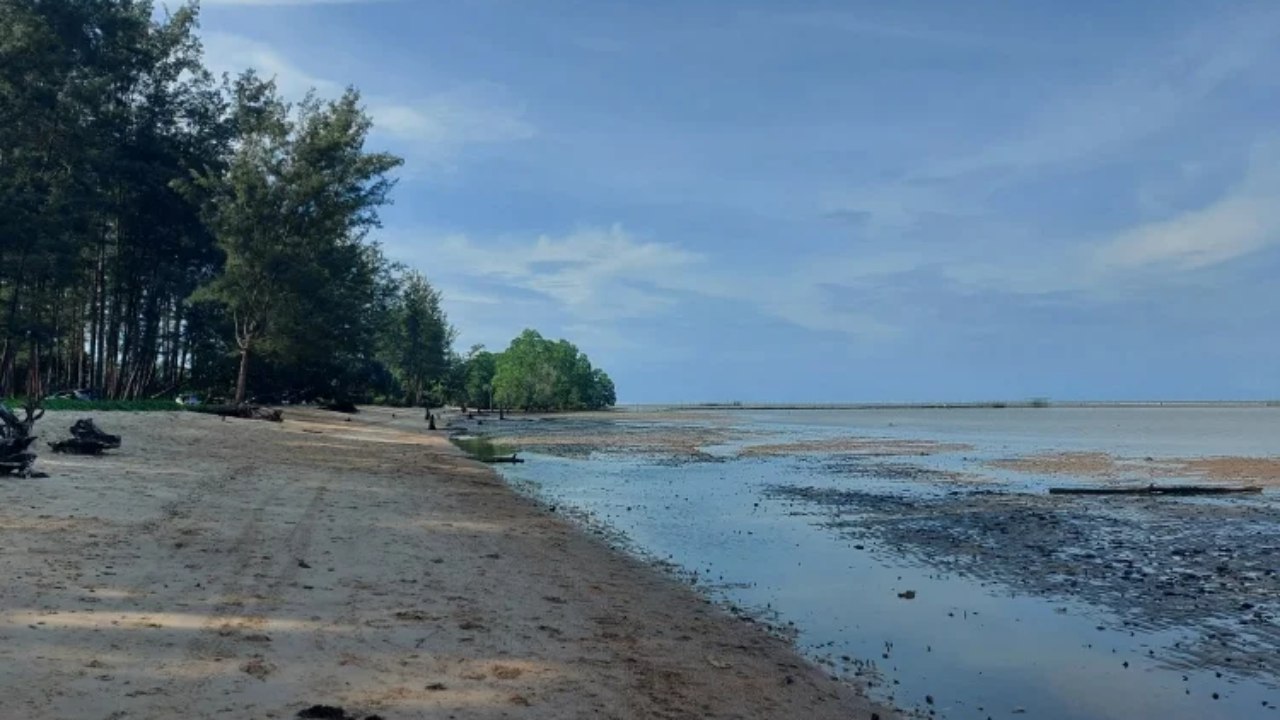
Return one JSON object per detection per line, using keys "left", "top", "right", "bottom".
{"left": 488, "top": 330, "right": 616, "bottom": 411}
{"left": 0, "top": 1, "right": 616, "bottom": 410}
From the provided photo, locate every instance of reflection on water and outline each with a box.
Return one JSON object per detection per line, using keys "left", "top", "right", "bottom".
{"left": 474, "top": 408, "right": 1280, "bottom": 719}
{"left": 449, "top": 435, "right": 516, "bottom": 461}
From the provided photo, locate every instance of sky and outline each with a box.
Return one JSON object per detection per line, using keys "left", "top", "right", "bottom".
{"left": 192, "top": 0, "right": 1280, "bottom": 403}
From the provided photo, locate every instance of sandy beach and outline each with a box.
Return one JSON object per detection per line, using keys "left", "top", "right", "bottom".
{"left": 0, "top": 407, "right": 889, "bottom": 720}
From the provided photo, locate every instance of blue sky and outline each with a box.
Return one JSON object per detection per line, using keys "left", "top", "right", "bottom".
{"left": 195, "top": 0, "right": 1280, "bottom": 403}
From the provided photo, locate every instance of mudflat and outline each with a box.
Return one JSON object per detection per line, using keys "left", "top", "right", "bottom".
{"left": 0, "top": 406, "right": 888, "bottom": 720}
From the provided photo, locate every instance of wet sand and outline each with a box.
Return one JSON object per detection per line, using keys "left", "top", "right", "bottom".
{"left": 738, "top": 438, "right": 972, "bottom": 458}
{"left": 0, "top": 407, "right": 891, "bottom": 719}
{"left": 990, "top": 451, "right": 1280, "bottom": 486}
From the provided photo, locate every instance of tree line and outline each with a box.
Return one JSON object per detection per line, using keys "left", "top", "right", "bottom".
{"left": 0, "top": 0, "right": 614, "bottom": 411}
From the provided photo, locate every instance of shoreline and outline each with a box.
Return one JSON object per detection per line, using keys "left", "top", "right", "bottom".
{"left": 450, "top": 407, "right": 1280, "bottom": 717}
{"left": 0, "top": 407, "right": 891, "bottom": 719}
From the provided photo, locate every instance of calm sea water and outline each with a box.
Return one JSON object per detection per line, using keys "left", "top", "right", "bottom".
{"left": 482, "top": 407, "right": 1280, "bottom": 719}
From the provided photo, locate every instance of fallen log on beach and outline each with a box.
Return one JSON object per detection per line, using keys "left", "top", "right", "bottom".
{"left": 1049, "top": 484, "right": 1262, "bottom": 496}
{"left": 49, "top": 418, "right": 121, "bottom": 455}
{"left": 481, "top": 454, "right": 525, "bottom": 464}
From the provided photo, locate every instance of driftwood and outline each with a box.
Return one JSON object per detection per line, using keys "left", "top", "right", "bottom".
{"left": 480, "top": 453, "right": 524, "bottom": 464}
{"left": 0, "top": 400, "right": 44, "bottom": 476}
{"left": 49, "top": 418, "right": 121, "bottom": 455}
{"left": 1049, "top": 484, "right": 1262, "bottom": 496}
{"left": 202, "top": 404, "right": 283, "bottom": 422}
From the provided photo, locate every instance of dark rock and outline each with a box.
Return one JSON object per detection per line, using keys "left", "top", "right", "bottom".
{"left": 297, "top": 706, "right": 348, "bottom": 719}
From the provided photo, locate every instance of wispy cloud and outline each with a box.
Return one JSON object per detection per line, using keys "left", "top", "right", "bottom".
{"left": 387, "top": 225, "right": 702, "bottom": 322}
{"left": 383, "top": 223, "right": 900, "bottom": 346}
{"left": 760, "top": 9, "right": 1026, "bottom": 51}
{"left": 199, "top": 32, "right": 533, "bottom": 167}
{"left": 1096, "top": 145, "right": 1280, "bottom": 272}
{"left": 933, "top": 6, "right": 1280, "bottom": 181}
{"left": 825, "top": 4, "right": 1280, "bottom": 232}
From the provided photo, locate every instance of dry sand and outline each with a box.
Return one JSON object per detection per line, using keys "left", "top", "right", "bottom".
{"left": 0, "top": 407, "right": 890, "bottom": 720}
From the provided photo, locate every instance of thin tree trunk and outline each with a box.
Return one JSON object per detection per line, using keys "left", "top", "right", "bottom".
{"left": 234, "top": 341, "right": 251, "bottom": 405}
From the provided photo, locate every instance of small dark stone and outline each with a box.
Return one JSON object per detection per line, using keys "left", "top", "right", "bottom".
{"left": 297, "top": 706, "right": 348, "bottom": 720}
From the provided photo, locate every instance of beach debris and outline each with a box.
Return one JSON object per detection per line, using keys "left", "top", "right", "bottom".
{"left": 296, "top": 705, "right": 383, "bottom": 720}
{"left": 240, "top": 656, "right": 275, "bottom": 680}
{"left": 0, "top": 399, "right": 43, "bottom": 476}
{"left": 707, "top": 657, "right": 733, "bottom": 669}
{"left": 492, "top": 665, "right": 524, "bottom": 679}
{"left": 897, "top": 590, "right": 917, "bottom": 600}
{"left": 48, "top": 418, "right": 121, "bottom": 455}
{"left": 1048, "top": 484, "right": 1262, "bottom": 496}
{"left": 199, "top": 404, "right": 283, "bottom": 422}
{"left": 481, "top": 453, "right": 525, "bottom": 464}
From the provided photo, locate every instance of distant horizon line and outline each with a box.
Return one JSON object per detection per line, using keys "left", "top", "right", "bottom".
{"left": 614, "top": 400, "right": 1280, "bottom": 410}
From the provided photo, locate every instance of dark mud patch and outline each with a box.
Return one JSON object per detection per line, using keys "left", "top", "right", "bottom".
{"left": 765, "top": 484, "right": 1280, "bottom": 684}
{"left": 296, "top": 706, "right": 383, "bottom": 720}
{"left": 819, "top": 457, "right": 975, "bottom": 483}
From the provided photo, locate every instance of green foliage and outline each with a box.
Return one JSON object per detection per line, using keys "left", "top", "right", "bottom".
{"left": 379, "top": 272, "right": 452, "bottom": 406}
{"left": 1, "top": 0, "right": 227, "bottom": 399}
{"left": 490, "top": 330, "right": 616, "bottom": 411}
{"left": 463, "top": 346, "right": 497, "bottom": 409}
{"left": 7, "top": 398, "right": 182, "bottom": 412}
{"left": 188, "top": 75, "right": 402, "bottom": 403}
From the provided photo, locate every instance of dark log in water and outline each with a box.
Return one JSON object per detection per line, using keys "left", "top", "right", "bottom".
{"left": 481, "top": 454, "right": 525, "bottom": 464}
{"left": 1049, "top": 484, "right": 1262, "bottom": 496}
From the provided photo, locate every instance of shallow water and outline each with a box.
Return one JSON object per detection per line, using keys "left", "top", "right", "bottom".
{"left": 475, "top": 408, "right": 1280, "bottom": 719}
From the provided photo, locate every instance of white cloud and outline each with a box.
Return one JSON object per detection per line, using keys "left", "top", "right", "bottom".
{"left": 199, "top": 32, "right": 533, "bottom": 166}
{"left": 1096, "top": 151, "right": 1280, "bottom": 272}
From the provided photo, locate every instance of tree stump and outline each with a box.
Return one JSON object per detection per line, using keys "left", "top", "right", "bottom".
{"left": 0, "top": 401, "right": 44, "bottom": 476}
